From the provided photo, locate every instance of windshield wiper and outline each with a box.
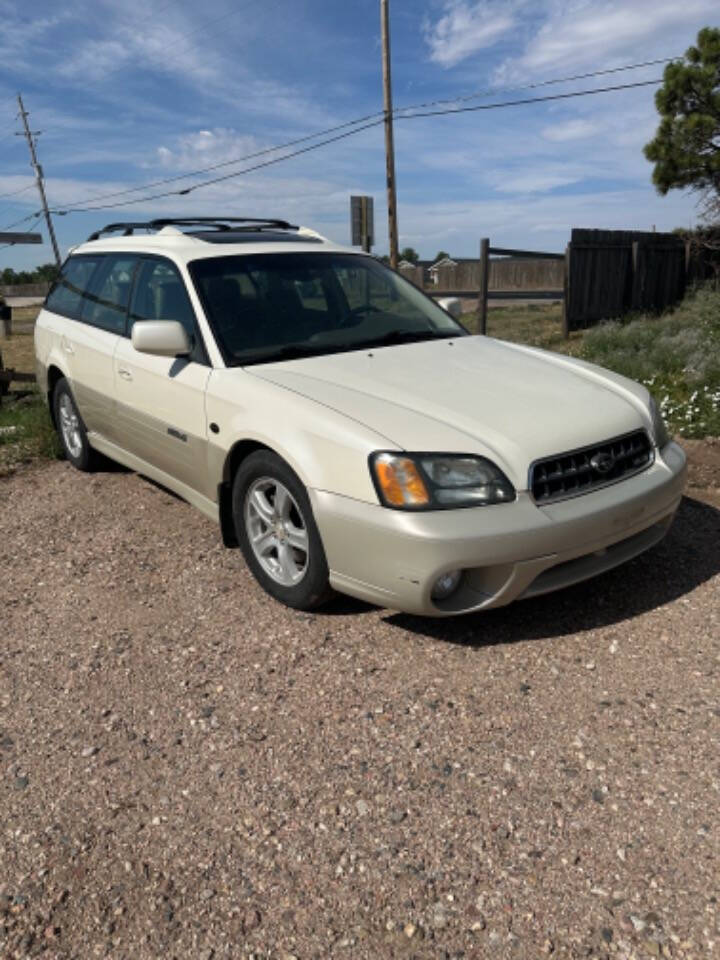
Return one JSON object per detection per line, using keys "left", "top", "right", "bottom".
{"left": 350, "top": 329, "right": 459, "bottom": 351}
{"left": 234, "top": 329, "right": 461, "bottom": 366}
{"left": 236, "top": 343, "right": 356, "bottom": 366}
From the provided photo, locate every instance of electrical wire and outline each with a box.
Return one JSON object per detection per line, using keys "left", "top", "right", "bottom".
{"left": 0, "top": 210, "right": 42, "bottom": 231}
{"left": 0, "top": 212, "right": 43, "bottom": 250}
{"left": 49, "top": 112, "right": 386, "bottom": 210}
{"left": 51, "top": 76, "right": 664, "bottom": 214}
{"left": 52, "top": 118, "right": 386, "bottom": 212}
{"left": 393, "top": 56, "right": 674, "bottom": 115}
{"left": 399, "top": 76, "right": 663, "bottom": 120}
{"left": 48, "top": 57, "right": 674, "bottom": 214}
{"left": 0, "top": 182, "right": 35, "bottom": 200}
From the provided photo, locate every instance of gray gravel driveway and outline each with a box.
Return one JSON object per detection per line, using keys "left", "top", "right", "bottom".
{"left": 1, "top": 462, "right": 719, "bottom": 959}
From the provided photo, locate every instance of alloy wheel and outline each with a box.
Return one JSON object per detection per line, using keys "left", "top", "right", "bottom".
{"left": 244, "top": 477, "right": 310, "bottom": 586}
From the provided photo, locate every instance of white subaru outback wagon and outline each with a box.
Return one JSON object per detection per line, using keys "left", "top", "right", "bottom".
{"left": 35, "top": 217, "right": 686, "bottom": 616}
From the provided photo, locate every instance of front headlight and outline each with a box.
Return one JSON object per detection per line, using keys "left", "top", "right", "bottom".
{"left": 648, "top": 396, "right": 670, "bottom": 449}
{"left": 370, "top": 452, "right": 516, "bottom": 509}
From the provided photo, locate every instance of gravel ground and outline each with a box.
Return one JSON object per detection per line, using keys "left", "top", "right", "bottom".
{"left": 1, "top": 460, "right": 719, "bottom": 960}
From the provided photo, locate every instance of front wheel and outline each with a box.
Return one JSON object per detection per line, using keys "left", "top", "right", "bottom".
{"left": 232, "top": 450, "right": 333, "bottom": 610}
{"left": 53, "top": 378, "right": 98, "bottom": 471}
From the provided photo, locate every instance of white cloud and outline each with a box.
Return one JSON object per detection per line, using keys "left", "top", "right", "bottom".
{"left": 541, "top": 118, "right": 596, "bottom": 142}
{"left": 154, "top": 129, "right": 266, "bottom": 172}
{"left": 495, "top": 0, "right": 718, "bottom": 80}
{"left": 424, "top": 1, "right": 518, "bottom": 67}
{"left": 396, "top": 187, "right": 699, "bottom": 254}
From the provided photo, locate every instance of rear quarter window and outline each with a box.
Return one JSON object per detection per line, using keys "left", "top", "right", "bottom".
{"left": 45, "top": 256, "right": 103, "bottom": 320}
{"left": 82, "top": 255, "right": 137, "bottom": 333}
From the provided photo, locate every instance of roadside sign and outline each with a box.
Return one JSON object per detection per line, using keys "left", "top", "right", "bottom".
{"left": 0, "top": 232, "right": 42, "bottom": 245}
{"left": 350, "top": 196, "right": 374, "bottom": 251}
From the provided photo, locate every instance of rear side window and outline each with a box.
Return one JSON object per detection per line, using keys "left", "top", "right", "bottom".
{"left": 45, "top": 256, "right": 103, "bottom": 320}
{"left": 82, "top": 255, "right": 137, "bottom": 334}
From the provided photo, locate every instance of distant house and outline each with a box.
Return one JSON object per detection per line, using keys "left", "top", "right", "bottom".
{"left": 428, "top": 257, "right": 458, "bottom": 285}
{"left": 397, "top": 259, "right": 417, "bottom": 270}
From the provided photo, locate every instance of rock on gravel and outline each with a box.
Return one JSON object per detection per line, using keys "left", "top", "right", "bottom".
{"left": 1, "top": 460, "right": 719, "bottom": 959}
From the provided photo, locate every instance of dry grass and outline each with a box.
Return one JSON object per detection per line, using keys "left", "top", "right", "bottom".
{"left": 463, "top": 302, "right": 584, "bottom": 355}
{"left": 0, "top": 332, "right": 57, "bottom": 477}
{"left": 0, "top": 331, "right": 36, "bottom": 378}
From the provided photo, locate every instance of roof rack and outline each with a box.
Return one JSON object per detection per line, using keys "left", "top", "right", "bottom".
{"left": 87, "top": 217, "right": 299, "bottom": 241}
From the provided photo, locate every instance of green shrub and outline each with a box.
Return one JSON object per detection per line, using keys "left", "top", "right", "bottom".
{"left": 580, "top": 286, "right": 720, "bottom": 438}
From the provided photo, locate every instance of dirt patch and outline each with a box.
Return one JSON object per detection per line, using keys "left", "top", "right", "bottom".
{"left": 680, "top": 436, "right": 720, "bottom": 500}
{"left": 1, "top": 461, "right": 719, "bottom": 959}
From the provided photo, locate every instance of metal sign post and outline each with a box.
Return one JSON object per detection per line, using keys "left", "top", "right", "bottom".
{"left": 351, "top": 196, "right": 374, "bottom": 253}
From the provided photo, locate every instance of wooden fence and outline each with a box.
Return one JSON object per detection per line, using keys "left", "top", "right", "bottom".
{"left": 407, "top": 229, "right": 691, "bottom": 336}
{"left": 477, "top": 240, "right": 564, "bottom": 335}
{"left": 565, "top": 229, "right": 686, "bottom": 330}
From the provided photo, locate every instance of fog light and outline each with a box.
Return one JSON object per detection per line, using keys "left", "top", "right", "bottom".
{"left": 431, "top": 569, "right": 462, "bottom": 601}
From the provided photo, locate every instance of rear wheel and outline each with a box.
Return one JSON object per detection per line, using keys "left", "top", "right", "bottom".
{"left": 53, "top": 378, "right": 98, "bottom": 471}
{"left": 233, "top": 450, "right": 333, "bottom": 610}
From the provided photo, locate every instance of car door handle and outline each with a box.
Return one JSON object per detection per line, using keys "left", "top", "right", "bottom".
{"left": 117, "top": 367, "right": 133, "bottom": 381}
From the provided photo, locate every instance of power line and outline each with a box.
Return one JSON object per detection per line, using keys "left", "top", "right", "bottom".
{"left": 49, "top": 112, "right": 385, "bottom": 211}
{"left": 0, "top": 213, "right": 44, "bottom": 251}
{"left": 48, "top": 57, "right": 674, "bottom": 214}
{"left": 0, "top": 210, "right": 42, "bottom": 232}
{"left": 52, "top": 119, "right": 386, "bottom": 212}
{"left": 393, "top": 56, "right": 675, "bottom": 116}
{"left": 0, "top": 182, "right": 35, "bottom": 200}
{"left": 401, "top": 77, "right": 662, "bottom": 119}
{"left": 51, "top": 76, "right": 664, "bottom": 215}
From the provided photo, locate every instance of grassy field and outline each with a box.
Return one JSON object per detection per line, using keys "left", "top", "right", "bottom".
{"left": 463, "top": 302, "right": 585, "bottom": 354}
{"left": 0, "top": 289, "right": 718, "bottom": 476}
{"left": 0, "top": 330, "right": 59, "bottom": 477}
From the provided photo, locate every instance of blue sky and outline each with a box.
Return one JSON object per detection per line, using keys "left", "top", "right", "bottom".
{"left": 0, "top": 0, "right": 717, "bottom": 269}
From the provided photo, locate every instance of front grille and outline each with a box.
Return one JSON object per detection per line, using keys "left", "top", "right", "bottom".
{"left": 530, "top": 430, "right": 653, "bottom": 504}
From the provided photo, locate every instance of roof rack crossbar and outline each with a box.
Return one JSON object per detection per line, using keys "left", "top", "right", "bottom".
{"left": 87, "top": 217, "right": 299, "bottom": 241}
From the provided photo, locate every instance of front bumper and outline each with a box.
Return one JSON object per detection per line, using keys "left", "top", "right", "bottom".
{"left": 310, "top": 441, "right": 687, "bottom": 616}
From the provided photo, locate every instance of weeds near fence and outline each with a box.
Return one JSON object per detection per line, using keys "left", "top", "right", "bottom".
{"left": 580, "top": 285, "right": 720, "bottom": 438}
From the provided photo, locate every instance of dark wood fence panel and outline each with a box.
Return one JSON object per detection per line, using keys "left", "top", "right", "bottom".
{"left": 631, "top": 241, "right": 686, "bottom": 313}
{"left": 566, "top": 242, "right": 633, "bottom": 328}
{"left": 566, "top": 229, "right": 685, "bottom": 331}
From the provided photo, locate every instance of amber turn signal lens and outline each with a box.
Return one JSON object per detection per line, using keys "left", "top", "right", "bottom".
{"left": 374, "top": 454, "right": 430, "bottom": 507}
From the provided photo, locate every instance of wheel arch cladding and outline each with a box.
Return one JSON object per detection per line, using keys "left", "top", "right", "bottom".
{"left": 47, "top": 365, "right": 66, "bottom": 427}
{"left": 218, "top": 439, "right": 273, "bottom": 548}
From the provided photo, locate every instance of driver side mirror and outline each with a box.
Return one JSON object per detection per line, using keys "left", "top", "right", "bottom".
{"left": 131, "top": 320, "right": 190, "bottom": 358}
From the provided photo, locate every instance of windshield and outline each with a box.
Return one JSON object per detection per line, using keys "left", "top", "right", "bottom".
{"left": 188, "top": 252, "right": 467, "bottom": 365}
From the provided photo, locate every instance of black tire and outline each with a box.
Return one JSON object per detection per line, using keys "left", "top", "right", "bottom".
{"left": 232, "top": 450, "right": 333, "bottom": 610}
{"left": 53, "top": 377, "right": 98, "bottom": 471}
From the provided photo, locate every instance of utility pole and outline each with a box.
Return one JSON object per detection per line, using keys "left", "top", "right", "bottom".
{"left": 16, "top": 94, "right": 61, "bottom": 267}
{"left": 380, "top": 0, "right": 399, "bottom": 270}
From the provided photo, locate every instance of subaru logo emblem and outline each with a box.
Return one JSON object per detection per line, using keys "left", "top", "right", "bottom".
{"left": 590, "top": 451, "right": 615, "bottom": 474}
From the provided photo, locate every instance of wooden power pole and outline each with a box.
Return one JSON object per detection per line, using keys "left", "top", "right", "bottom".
{"left": 16, "top": 94, "right": 61, "bottom": 267}
{"left": 380, "top": 0, "right": 399, "bottom": 270}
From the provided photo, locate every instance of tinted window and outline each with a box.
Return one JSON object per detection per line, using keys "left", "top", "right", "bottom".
{"left": 189, "top": 253, "right": 466, "bottom": 366}
{"left": 45, "top": 256, "right": 103, "bottom": 320}
{"left": 128, "top": 258, "right": 205, "bottom": 362}
{"left": 82, "top": 255, "right": 137, "bottom": 334}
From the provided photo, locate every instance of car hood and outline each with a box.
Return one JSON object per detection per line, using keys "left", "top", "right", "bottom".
{"left": 246, "top": 336, "right": 651, "bottom": 488}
